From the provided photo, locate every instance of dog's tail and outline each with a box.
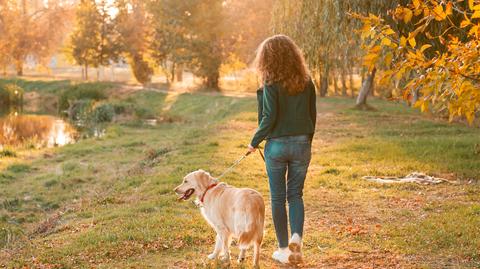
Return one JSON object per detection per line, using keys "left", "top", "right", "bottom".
{"left": 238, "top": 197, "right": 265, "bottom": 249}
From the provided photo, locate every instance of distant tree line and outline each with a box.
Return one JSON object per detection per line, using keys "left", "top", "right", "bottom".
{"left": 68, "top": 0, "right": 272, "bottom": 89}
{"left": 0, "top": 0, "right": 271, "bottom": 89}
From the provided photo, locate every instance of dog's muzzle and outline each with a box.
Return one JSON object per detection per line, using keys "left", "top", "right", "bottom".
{"left": 178, "top": 188, "right": 195, "bottom": 201}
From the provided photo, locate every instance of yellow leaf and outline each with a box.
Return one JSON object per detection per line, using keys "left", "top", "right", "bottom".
{"left": 460, "top": 19, "right": 471, "bottom": 28}
{"left": 446, "top": 2, "right": 453, "bottom": 15}
{"left": 474, "top": 4, "right": 480, "bottom": 10}
{"left": 421, "top": 101, "right": 429, "bottom": 112}
{"left": 385, "top": 52, "right": 393, "bottom": 66}
{"left": 433, "top": 4, "right": 446, "bottom": 21}
{"left": 384, "top": 28, "right": 395, "bottom": 35}
{"left": 469, "top": 0, "right": 475, "bottom": 10}
{"left": 408, "top": 37, "right": 417, "bottom": 48}
{"left": 472, "top": 10, "right": 480, "bottom": 19}
{"left": 404, "top": 8, "right": 414, "bottom": 23}
{"left": 420, "top": 44, "right": 432, "bottom": 52}
{"left": 381, "top": 37, "right": 392, "bottom": 46}
{"left": 400, "top": 36, "right": 407, "bottom": 47}
{"left": 413, "top": 0, "right": 421, "bottom": 9}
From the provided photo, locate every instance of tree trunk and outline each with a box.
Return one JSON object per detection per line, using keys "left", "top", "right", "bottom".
{"left": 15, "top": 60, "right": 23, "bottom": 76}
{"left": 85, "top": 64, "right": 89, "bottom": 80}
{"left": 206, "top": 71, "right": 220, "bottom": 90}
{"left": 349, "top": 68, "right": 355, "bottom": 98}
{"left": 170, "top": 62, "right": 176, "bottom": 83}
{"left": 341, "top": 68, "right": 347, "bottom": 96}
{"left": 332, "top": 72, "right": 339, "bottom": 95}
{"left": 356, "top": 68, "right": 376, "bottom": 109}
{"left": 176, "top": 63, "right": 183, "bottom": 82}
{"left": 411, "top": 88, "right": 420, "bottom": 106}
{"left": 319, "top": 66, "right": 329, "bottom": 97}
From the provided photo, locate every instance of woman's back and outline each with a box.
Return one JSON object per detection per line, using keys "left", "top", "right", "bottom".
{"left": 252, "top": 79, "right": 316, "bottom": 148}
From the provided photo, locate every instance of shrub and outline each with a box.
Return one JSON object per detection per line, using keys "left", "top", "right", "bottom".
{"left": 58, "top": 84, "right": 108, "bottom": 112}
{"left": 112, "top": 102, "right": 135, "bottom": 115}
{"left": 0, "top": 149, "right": 17, "bottom": 158}
{"left": 0, "top": 84, "right": 24, "bottom": 106}
{"left": 91, "top": 103, "right": 115, "bottom": 123}
{"left": 67, "top": 100, "right": 94, "bottom": 123}
{"left": 7, "top": 164, "right": 31, "bottom": 173}
{"left": 134, "top": 106, "right": 156, "bottom": 119}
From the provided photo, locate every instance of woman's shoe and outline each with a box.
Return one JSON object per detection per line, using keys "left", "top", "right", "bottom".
{"left": 272, "top": 248, "right": 291, "bottom": 264}
{"left": 288, "top": 233, "right": 303, "bottom": 264}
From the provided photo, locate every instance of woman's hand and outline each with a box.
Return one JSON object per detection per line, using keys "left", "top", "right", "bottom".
{"left": 247, "top": 144, "right": 257, "bottom": 153}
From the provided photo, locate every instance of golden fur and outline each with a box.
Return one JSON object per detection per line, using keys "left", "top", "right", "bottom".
{"left": 254, "top": 34, "right": 310, "bottom": 95}
{"left": 174, "top": 170, "right": 265, "bottom": 267}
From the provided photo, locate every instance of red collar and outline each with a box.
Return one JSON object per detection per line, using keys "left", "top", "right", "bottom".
{"left": 200, "top": 183, "right": 218, "bottom": 203}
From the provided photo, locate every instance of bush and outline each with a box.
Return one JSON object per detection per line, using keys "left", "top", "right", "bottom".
{"left": 67, "top": 100, "right": 94, "bottom": 123}
{"left": 92, "top": 103, "right": 115, "bottom": 123}
{"left": 58, "top": 84, "right": 108, "bottom": 112}
{"left": 134, "top": 106, "right": 156, "bottom": 119}
{"left": 0, "top": 149, "right": 17, "bottom": 158}
{"left": 0, "top": 84, "right": 24, "bottom": 106}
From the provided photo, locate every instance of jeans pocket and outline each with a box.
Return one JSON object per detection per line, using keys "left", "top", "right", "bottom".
{"left": 291, "top": 143, "right": 311, "bottom": 163}
{"left": 265, "top": 140, "right": 284, "bottom": 161}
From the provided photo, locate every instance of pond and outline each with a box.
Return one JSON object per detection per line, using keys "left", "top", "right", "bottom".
{"left": 0, "top": 113, "right": 77, "bottom": 148}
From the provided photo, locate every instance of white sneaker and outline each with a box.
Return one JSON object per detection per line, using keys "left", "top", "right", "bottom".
{"left": 288, "top": 233, "right": 303, "bottom": 264}
{"left": 272, "top": 247, "right": 291, "bottom": 264}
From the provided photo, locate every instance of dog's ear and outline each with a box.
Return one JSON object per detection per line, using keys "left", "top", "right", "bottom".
{"left": 197, "top": 170, "right": 213, "bottom": 188}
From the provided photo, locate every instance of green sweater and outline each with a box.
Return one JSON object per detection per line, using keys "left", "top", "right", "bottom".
{"left": 250, "top": 80, "right": 317, "bottom": 148}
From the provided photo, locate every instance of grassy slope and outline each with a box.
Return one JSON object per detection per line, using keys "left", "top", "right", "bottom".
{"left": 1, "top": 87, "right": 479, "bottom": 268}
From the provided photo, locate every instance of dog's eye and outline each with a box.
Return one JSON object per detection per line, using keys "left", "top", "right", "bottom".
{"left": 184, "top": 180, "right": 188, "bottom": 183}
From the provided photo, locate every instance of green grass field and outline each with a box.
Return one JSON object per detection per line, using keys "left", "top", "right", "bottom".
{"left": 1, "top": 82, "right": 479, "bottom": 268}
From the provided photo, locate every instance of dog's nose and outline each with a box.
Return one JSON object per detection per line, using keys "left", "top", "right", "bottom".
{"left": 173, "top": 186, "right": 180, "bottom": 193}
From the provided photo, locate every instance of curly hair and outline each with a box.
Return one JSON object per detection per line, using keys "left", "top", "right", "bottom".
{"left": 254, "top": 35, "right": 310, "bottom": 95}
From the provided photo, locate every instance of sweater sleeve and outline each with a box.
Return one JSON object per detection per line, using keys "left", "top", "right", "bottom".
{"left": 310, "top": 80, "right": 317, "bottom": 130}
{"left": 250, "top": 85, "right": 278, "bottom": 148}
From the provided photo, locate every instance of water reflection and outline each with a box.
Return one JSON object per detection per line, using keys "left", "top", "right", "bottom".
{"left": 0, "top": 114, "right": 77, "bottom": 148}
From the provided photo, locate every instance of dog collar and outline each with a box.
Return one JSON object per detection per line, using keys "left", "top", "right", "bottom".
{"left": 200, "top": 183, "right": 218, "bottom": 203}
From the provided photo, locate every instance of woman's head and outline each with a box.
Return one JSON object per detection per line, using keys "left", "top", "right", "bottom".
{"left": 254, "top": 35, "right": 309, "bottom": 95}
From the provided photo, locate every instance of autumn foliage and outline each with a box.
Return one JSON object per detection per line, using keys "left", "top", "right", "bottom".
{"left": 355, "top": 0, "right": 480, "bottom": 124}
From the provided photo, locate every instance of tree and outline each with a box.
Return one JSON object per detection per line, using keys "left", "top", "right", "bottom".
{"left": 115, "top": 0, "right": 154, "bottom": 85}
{"left": 271, "top": 0, "right": 395, "bottom": 101}
{"left": 0, "top": 0, "right": 70, "bottom": 76}
{"left": 148, "top": 0, "right": 225, "bottom": 89}
{"left": 69, "top": 0, "right": 119, "bottom": 80}
{"left": 355, "top": 0, "right": 480, "bottom": 123}
{"left": 189, "top": 0, "right": 225, "bottom": 89}
{"left": 148, "top": 0, "right": 195, "bottom": 83}
{"left": 222, "top": 0, "right": 273, "bottom": 63}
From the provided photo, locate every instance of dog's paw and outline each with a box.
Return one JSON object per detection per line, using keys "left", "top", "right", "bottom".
{"left": 220, "top": 255, "right": 230, "bottom": 264}
{"left": 207, "top": 253, "right": 218, "bottom": 260}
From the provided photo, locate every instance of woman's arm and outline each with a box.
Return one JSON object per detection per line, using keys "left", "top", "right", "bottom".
{"left": 250, "top": 85, "right": 278, "bottom": 148}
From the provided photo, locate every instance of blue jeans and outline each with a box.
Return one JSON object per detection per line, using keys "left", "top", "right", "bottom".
{"left": 265, "top": 135, "right": 312, "bottom": 248}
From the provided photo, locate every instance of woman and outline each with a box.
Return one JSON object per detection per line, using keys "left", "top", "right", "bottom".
{"left": 248, "top": 35, "right": 316, "bottom": 264}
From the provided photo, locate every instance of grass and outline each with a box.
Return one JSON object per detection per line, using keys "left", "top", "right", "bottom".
{"left": 0, "top": 85, "right": 479, "bottom": 268}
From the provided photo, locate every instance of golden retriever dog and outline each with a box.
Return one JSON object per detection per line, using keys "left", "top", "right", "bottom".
{"left": 174, "top": 169, "right": 265, "bottom": 267}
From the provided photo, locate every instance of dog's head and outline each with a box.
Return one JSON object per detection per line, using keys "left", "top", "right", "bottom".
{"left": 174, "top": 169, "right": 216, "bottom": 201}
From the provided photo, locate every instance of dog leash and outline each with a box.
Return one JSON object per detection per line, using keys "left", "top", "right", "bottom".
{"left": 216, "top": 148, "right": 265, "bottom": 180}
